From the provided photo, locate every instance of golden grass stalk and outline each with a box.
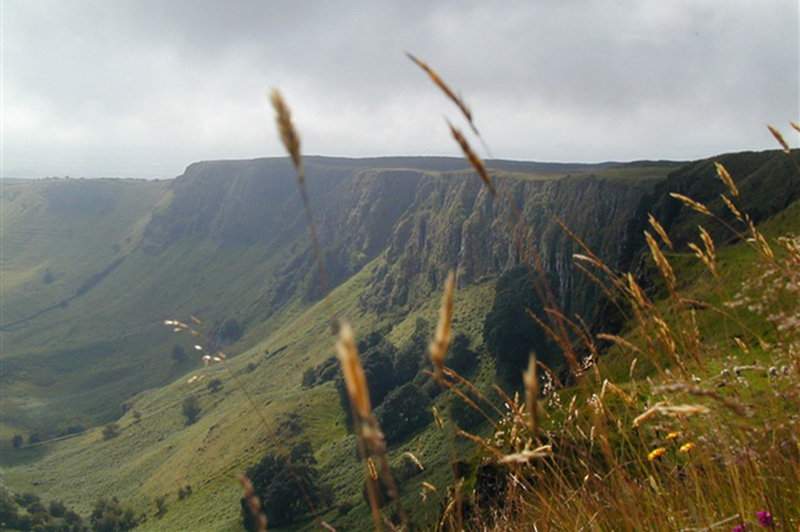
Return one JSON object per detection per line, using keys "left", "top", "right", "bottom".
{"left": 669, "top": 193, "right": 712, "bottom": 216}
{"left": 367, "top": 457, "right": 378, "bottom": 480}
{"left": 523, "top": 353, "right": 540, "bottom": 434}
{"left": 654, "top": 383, "right": 750, "bottom": 417}
{"left": 403, "top": 452, "right": 424, "bottom": 471}
{"left": 432, "top": 406, "right": 444, "bottom": 429}
{"left": 597, "top": 333, "right": 644, "bottom": 356}
{"left": 269, "top": 89, "right": 302, "bottom": 174}
{"left": 645, "top": 231, "right": 676, "bottom": 288}
{"left": 720, "top": 194, "right": 744, "bottom": 222}
{"left": 446, "top": 120, "right": 496, "bottom": 196}
{"left": 456, "top": 430, "right": 504, "bottom": 458}
{"left": 632, "top": 403, "right": 665, "bottom": 428}
{"left": 767, "top": 124, "right": 791, "bottom": 153}
{"left": 601, "top": 379, "right": 637, "bottom": 407}
{"left": 714, "top": 162, "right": 739, "bottom": 197}
{"left": 500, "top": 445, "right": 553, "bottom": 463}
{"left": 237, "top": 473, "right": 268, "bottom": 532}
{"left": 430, "top": 271, "right": 456, "bottom": 378}
{"left": 648, "top": 214, "right": 673, "bottom": 249}
{"left": 421, "top": 481, "right": 438, "bottom": 494}
{"left": 790, "top": 121, "right": 800, "bottom": 134}
{"left": 655, "top": 404, "right": 711, "bottom": 417}
{"left": 406, "top": 52, "right": 478, "bottom": 136}
{"left": 335, "top": 322, "right": 371, "bottom": 419}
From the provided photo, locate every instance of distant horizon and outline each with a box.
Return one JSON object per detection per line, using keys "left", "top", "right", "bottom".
{"left": 1, "top": 151, "right": 696, "bottom": 181}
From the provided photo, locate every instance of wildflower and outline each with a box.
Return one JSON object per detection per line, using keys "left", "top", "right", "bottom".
{"left": 679, "top": 442, "right": 695, "bottom": 453}
{"left": 648, "top": 447, "right": 666, "bottom": 461}
{"left": 666, "top": 431, "right": 680, "bottom": 440}
{"left": 732, "top": 525, "right": 746, "bottom": 532}
{"left": 756, "top": 511, "right": 774, "bottom": 528}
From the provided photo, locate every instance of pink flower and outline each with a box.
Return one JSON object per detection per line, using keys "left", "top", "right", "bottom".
{"left": 756, "top": 511, "right": 774, "bottom": 528}
{"left": 732, "top": 525, "right": 746, "bottom": 532}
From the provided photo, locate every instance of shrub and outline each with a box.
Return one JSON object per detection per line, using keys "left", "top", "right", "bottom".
{"left": 102, "top": 423, "right": 119, "bottom": 440}
{"left": 182, "top": 396, "right": 201, "bottom": 425}
{"left": 207, "top": 378, "right": 223, "bottom": 393}
{"left": 11, "top": 434, "right": 23, "bottom": 449}
{"left": 376, "top": 383, "right": 431, "bottom": 444}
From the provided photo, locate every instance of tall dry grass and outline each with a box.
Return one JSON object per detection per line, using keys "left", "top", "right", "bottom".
{"left": 170, "top": 58, "right": 799, "bottom": 532}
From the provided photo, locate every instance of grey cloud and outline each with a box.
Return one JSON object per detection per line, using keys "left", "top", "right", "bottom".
{"left": 3, "top": 0, "right": 797, "bottom": 178}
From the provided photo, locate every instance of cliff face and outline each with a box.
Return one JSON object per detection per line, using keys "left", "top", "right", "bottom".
{"left": 361, "top": 172, "right": 652, "bottom": 319}
{"left": 143, "top": 157, "right": 659, "bottom": 323}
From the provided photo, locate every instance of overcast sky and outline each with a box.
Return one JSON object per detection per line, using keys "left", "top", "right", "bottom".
{"left": 2, "top": 0, "right": 798, "bottom": 179}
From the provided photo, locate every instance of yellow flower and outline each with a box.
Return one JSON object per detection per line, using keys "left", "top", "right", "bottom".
{"left": 648, "top": 447, "right": 667, "bottom": 461}
{"left": 679, "top": 442, "right": 695, "bottom": 453}
{"left": 666, "top": 431, "right": 680, "bottom": 440}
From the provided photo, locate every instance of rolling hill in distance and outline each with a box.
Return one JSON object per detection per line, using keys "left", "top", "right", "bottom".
{"left": 1, "top": 150, "right": 798, "bottom": 530}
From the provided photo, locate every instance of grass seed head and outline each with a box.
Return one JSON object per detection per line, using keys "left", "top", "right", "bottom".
{"left": 714, "top": 162, "right": 739, "bottom": 197}
{"left": 335, "top": 322, "right": 372, "bottom": 419}
{"left": 429, "top": 271, "right": 456, "bottom": 377}
{"left": 270, "top": 89, "right": 303, "bottom": 175}
{"left": 767, "top": 123, "right": 791, "bottom": 153}
{"left": 447, "top": 121, "right": 496, "bottom": 196}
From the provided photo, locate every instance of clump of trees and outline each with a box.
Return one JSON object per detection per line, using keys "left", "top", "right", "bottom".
{"left": 90, "top": 497, "right": 139, "bottom": 531}
{"left": 241, "top": 441, "right": 332, "bottom": 529}
{"left": 0, "top": 487, "right": 87, "bottom": 531}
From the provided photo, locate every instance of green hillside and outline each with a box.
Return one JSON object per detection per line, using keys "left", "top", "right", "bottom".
{"left": 3, "top": 151, "right": 795, "bottom": 530}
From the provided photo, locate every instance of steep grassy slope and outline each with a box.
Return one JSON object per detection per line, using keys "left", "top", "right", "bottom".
{"left": 1, "top": 154, "right": 713, "bottom": 530}
{"left": 1, "top": 157, "right": 671, "bottom": 436}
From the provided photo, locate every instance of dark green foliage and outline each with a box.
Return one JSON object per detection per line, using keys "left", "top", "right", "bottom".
{"left": 376, "top": 383, "right": 431, "bottom": 444}
{"left": 449, "top": 394, "right": 484, "bottom": 430}
{"left": 336, "top": 334, "right": 398, "bottom": 427}
{"left": 29, "top": 433, "right": 42, "bottom": 445}
{"left": 171, "top": 344, "right": 187, "bottom": 364}
{"left": 89, "top": 498, "right": 139, "bottom": 532}
{"left": 154, "top": 495, "right": 167, "bottom": 517}
{"left": 394, "top": 318, "right": 430, "bottom": 384}
{"left": 207, "top": 378, "right": 223, "bottom": 393}
{"left": 301, "top": 356, "right": 338, "bottom": 388}
{"left": 216, "top": 318, "right": 243, "bottom": 345}
{"left": 12, "top": 434, "right": 23, "bottom": 449}
{"left": 448, "top": 333, "right": 478, "bottom": 376}
{"left": 483, "top": 266, "right": 557, "bottom": 385}
{"left": 59, "top": 425, "right": 85, "bottom": 437}
{"left": 0, "top": 488, "right": 87, "bottom": 532}
{"left": 241, "top": 442, "right": 331, "bottom": 529}
{"left": 177, "top": 485, "right": 192, "bottom": 500}
{"left": 182, "top": 395, "right": 201, "bottom": 425}
{"left": 102, "top": 423, "right": 119, "bottom": 440}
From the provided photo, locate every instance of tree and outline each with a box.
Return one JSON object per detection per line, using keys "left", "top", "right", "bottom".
{"left": 448, "top": 333, "right": 478, "bottom": 376}
{"left": 241, "top": 442, "right": 331, "bottom": 529}
{"left": 394, "top": 318, "right": 430, "bottom": 384}
{"left": 11, "top": 434, "right": 23, "bottom": 449}
{"left": 102, "top": 423, "right": 119, "bottom": 440}
{"left": 483, "top": 266, "right": 556, "bottom": 385}
{"left": 207, "top": 378, "right": 223, "bottom": 393}
{"left": 182, "top": 396, "right": 201, "bottom": 425}
{"left": 217, "top": 318, "right": 244, "bottom": 345}
{"left": 90, "top": 498, "right": 139, "bottom": 532}
{"left": 171, "top": 344, "right": 187, "bottom": 364}
{"left": 376, "top": 383, "right": 431, "bottom": 444}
